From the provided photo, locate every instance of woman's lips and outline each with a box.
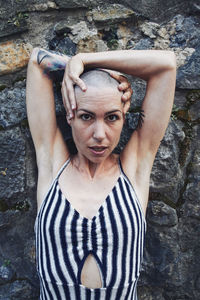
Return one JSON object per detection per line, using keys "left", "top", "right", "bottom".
{"left": 89, "top": 146, "right": 107, "bottom": 155}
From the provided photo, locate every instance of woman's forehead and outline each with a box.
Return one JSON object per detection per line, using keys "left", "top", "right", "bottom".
{"left": 76, "top": 86, "right": 122, "bottom": 106}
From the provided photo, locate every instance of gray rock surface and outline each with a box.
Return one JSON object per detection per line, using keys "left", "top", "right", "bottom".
{"left": 54, "top": 0, "right": 91, "bottom": 8}
{"left": 119, "top": 0, "right": 200, "bottom": 22}
{"left": 150, "top": 121, "right": 185, "bottom": 204}
{"left": 0, "top": 0, "right": 52, "bottom": 38}
{"left": 147, "top": 201, "right": 178, "bottom": 227}
{"left": 177, "top": 46, "right": 200, "bottom": 89}
{"left": 0, "top": 84, "right": 26, "bottom": 128}
{"left": 0, "top": 127, "right": 26, "bottom": 199}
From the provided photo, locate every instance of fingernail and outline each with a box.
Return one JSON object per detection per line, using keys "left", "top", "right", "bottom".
{"left": 72, "top": 105, "right": 75, "bottom": 110}
{"left": 82, "top": 86, "right": 86, "bottom": 91}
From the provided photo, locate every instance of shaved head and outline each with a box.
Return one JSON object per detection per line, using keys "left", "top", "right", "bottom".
{"left": 75, "top": 69, "right": 120, "bottom": 95}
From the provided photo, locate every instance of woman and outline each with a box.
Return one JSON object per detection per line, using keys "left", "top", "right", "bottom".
{"left": 26, "top": 48, "right": 176, "bottom": 299}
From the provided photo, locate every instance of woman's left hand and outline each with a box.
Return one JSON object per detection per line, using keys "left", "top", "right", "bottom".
{"left": 108, "top": 70, "right": 133, "bottom": 113}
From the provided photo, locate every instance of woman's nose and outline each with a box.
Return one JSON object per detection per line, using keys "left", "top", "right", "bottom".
{"left": 93, "top": 121, "right": 106, "bottom": 141}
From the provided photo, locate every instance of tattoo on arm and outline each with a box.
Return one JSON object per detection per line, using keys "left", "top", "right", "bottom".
{"left": 37, "top": 50, "right": 49, "bottom": 65}
{"left": 37, "top": 49, "right": 69, "bottom": 81}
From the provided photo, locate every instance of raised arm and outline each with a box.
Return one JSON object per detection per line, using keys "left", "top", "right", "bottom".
{"left": 26, "top": 48, "right": 70, "bottom": 200}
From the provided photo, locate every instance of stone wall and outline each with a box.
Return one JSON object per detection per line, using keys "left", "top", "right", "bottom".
{"left": 0, "top": 0, "right": 200, "bottom": 299}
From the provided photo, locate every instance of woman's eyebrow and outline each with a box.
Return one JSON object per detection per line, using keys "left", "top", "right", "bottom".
{"left": 105, "top": 110, "right": 122, "bottom": 115}
{"left": 77, "top": 109, "right": 122, "bottom": 115}
{"left": 77, "top": 109, "right": 94, "bottom": 114}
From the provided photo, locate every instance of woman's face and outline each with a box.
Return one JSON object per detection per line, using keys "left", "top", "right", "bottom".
{"left": 70, "top": 86, "right": 124, "bottom": 163}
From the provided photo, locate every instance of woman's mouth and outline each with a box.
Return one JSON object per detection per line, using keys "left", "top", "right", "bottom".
{"left": 89, "top": 146, "right": 107, "bottom": 155}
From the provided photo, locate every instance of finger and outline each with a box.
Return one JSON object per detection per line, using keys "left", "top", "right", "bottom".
{"left": 73, "top": 77, "right": 87, "bottom": 92}
{"left": 109, "top": 71, "right": 126, "bottom": 82}
{"left": 61, "top": 84, "right": 71, "bottom": 117}
{"left": 68, "top": 88, "right": 76, "bottom": 118}
{"left": 67, "top": 77, "right": 87, "bottom": 111}
{"left": 109, "top": 71, "right": 121, "bottom": 81}
{"left": 123, "top": 100, "right": 131, "bottom": 113}
{"left": 62, "top": 76, "right": 75, "bottom": 110}
{"left": 61, "top": 84, "right": 67, "bottom": 112}
{"left": 119, "top": 82, "right": 130, "bottom": 92}
{"left": 64, "top": 80, "right": 77, "bottom": 118}
{"left": 68, "top": 85, "right": 76, "bottom": 111}
{"left": 109, "top": 71, "right": 131, "bottom": 91}
{"left": 61, "top": 82, "right": 68, "bottom": 107}
{"left": 119, "top": 76, "right": 131, "bottom": 89}
{"left": 62, "top": 79, "right": 74, "bottom": 118}
{"left": 122, "top": 88, "right": 133, "bottom": 101}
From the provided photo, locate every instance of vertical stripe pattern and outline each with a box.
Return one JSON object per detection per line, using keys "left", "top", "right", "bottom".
{"left": 35, "top": 159, "right": 146, "bottom": 300}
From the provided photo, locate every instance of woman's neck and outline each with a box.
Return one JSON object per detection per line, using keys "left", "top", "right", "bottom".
{"left": 72, "top": 153, "right": 118, "bottom": 179}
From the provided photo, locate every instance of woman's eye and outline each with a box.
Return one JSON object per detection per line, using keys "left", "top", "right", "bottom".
{"left": 106, "top": 115, "right": 119, "bottom": 122}
{"left": 81, "top": 114, "right": 92, "bottom": 121}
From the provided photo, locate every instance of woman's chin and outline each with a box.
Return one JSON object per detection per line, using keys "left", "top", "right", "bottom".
{"left": 77, "top": 150, "right": 110, "bottom": 164}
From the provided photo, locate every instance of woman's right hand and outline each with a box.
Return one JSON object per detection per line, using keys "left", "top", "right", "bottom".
{"left": 61, "top": 54, "right": 87, "bottom": 120}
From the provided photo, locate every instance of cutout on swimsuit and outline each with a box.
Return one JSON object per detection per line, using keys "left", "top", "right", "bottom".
{"left": 80, "top": 253, "right": 103, "bottom": 289}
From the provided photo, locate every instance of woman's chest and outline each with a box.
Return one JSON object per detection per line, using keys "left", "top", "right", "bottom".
{"left": 58, "top": 173, "right": 120, "bottom": 220}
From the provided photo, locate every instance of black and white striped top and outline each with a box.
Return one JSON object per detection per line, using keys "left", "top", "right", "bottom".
{"left": 35, "top": 158, "right": 146, "bottom": 300}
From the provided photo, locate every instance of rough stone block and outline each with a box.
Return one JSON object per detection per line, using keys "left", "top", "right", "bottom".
{"left": 137, "top": 286, "right": 165, "bottom": 300}
{"left": 188, "top": 100, "right": 200, "bottom": 122}
{"left": 0, "top": 258, "right": 15, "bottom": 285}
{"left": 49, "top": 36, "right": 77, "bottom": 56}
{"left": 0, "top": 83, "right": 26, "bottom": 128}
{"left": 0, "top": 17, "right": 28, "bottom": 39}
{"left": 0, "top": 127, "right": 25, "bottom": 198}
{"left": 173, "top": 90, "right": 188, "bottom": 110}
{"left": 150, "top": 121, "right": 185, "bottom": 204}
{"left": 176, "top": 46, "right": 200, "bottom": 89}
{"left": 121, "top": 0, "right": 199, "bottom": 22}
{"left": 0, "top": 42, "right": 32, "bottom": 75}
{"left": 54, "top": 0, "right": 91, "bottom": 8}
{"left": 147, "top": 201, "right": 178, "bottom": 227}
{"left": 0, "top": 279, "right": 38, "bottom": 300}
{"left": 54, "top": 20, "right": 73, "bottom": 35}
{"left": 89, "top": 4, "right": 137, "bottom": 26}
{"left": 70, "top": 21, "right": 97, "bottom": 44}
{"left": 143, "top": 223, "right": 179, "bottom": 286}
{"left": 170, "top": 15, "right": 200, "bottom": 49}
{"left": 0, "top": 207, "right": 38, "bottom": 283}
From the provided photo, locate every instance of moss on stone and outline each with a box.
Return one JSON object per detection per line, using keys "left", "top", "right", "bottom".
{"left": 186, "top": 89, "right": 200, "bottom": 105}
{"left": 176, "top": 109, "right": 191, "bottom": 121}
{"left": 20, "top": 119, "right": 29, "bottom": 129}
{"left": 99, "top": 26, "right": 119, "bottom": 50}
{"left": 0, "top": 85, "right": 7, "bottom": 91}
{"left": 8, "top": 12, "right": 29, "bottom": 27}
{"left": 15, "top": 200, "right": 30, "bottom": 212}
{"left": 0, "top": 199, "right": 30, "bottom": 212}
{"left": 107, "top": 39, "right": 119, "bottom": 50}
{"left": 178, "top": 136, "right": 191, "bottom": 167}
{"left": 0, "top": 125, "right": 5, "bottom": 131}
{"left": 3, "top": 259, "right": 11, "bottom": 267}
{"left": 0, "top": 199, "right": 9, "bottom": 212}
